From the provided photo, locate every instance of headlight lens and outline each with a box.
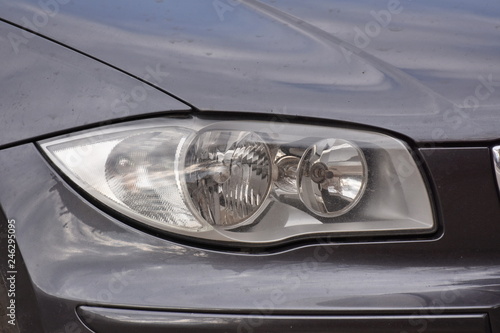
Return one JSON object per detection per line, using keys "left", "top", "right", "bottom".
{"left": 39, "top": 117, "right": 435, "bottom": 246}
{"left": 185, "top": 130, "right": 272, "bottom": 227}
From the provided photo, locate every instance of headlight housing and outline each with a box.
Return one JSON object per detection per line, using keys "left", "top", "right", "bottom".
{"left": 39, "top": 116, "right": 435, "bottom": 246}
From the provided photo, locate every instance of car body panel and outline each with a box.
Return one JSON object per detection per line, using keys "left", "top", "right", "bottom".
{"left": 0, "top": 21, "right": 189, "bottom": 148}
{"left": 0, "top": 0, "right": 499, "bottom": 142}
{"left": 77, "top": 307, "right": 491, "bottom": 333}
{"left": 257, "top": 0, "right": 500, "bottom": 109}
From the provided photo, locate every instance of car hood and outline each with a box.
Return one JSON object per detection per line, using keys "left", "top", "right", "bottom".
{"left": 0, "top": 0, "right": 499, "bottom": 142}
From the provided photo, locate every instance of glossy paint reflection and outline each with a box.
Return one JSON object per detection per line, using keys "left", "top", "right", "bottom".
{"left": 1, "top": 0, "right": 499, "bottom": 141}
{"left": 2, "top": 0, "right": 497, "bottom": 143}
{"left": 260, "top": 0, "right": 500, "bottom": 106}
{"left": 0, "top": 21, "right": 188, "bottom": 147}
{"left": 2, "top": 0, "right": 411, "bottom": 113}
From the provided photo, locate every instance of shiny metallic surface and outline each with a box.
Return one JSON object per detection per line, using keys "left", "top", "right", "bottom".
{"left": 0, "top": 21, "right": 189, "bottom": 148}
{"left": 0, "top": 0, "right": 499, "bottom": 142}
{"left": 297, "top": 139, "right": 367, "bottom": 217}
{"left": 185, "top": 130, "right": 272, "bottom": 227}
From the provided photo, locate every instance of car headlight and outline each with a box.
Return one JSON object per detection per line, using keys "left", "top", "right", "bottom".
{"left": 39, "top": 116, "right": 435, "bottom": 246}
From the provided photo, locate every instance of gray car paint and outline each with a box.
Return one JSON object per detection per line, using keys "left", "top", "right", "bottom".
{"left": 0, "top": 0, "right": 499, "bottom": 143}
{"left": 0, "top": 20, "right": 189, "bottom": 148}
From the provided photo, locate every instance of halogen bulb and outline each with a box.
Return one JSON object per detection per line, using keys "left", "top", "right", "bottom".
{"left": 185, "top": 131, "right": 272, "bottom": 227}
{"left": 298, "top": 139, "right": 367, "bottom": 217}
{"left": 275, "top": 155, "right": 300, "bottom": 193}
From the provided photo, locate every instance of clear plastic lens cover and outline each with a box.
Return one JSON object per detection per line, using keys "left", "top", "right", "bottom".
{"left": 39, "top": 117, "right": 435, "bottom": 246}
